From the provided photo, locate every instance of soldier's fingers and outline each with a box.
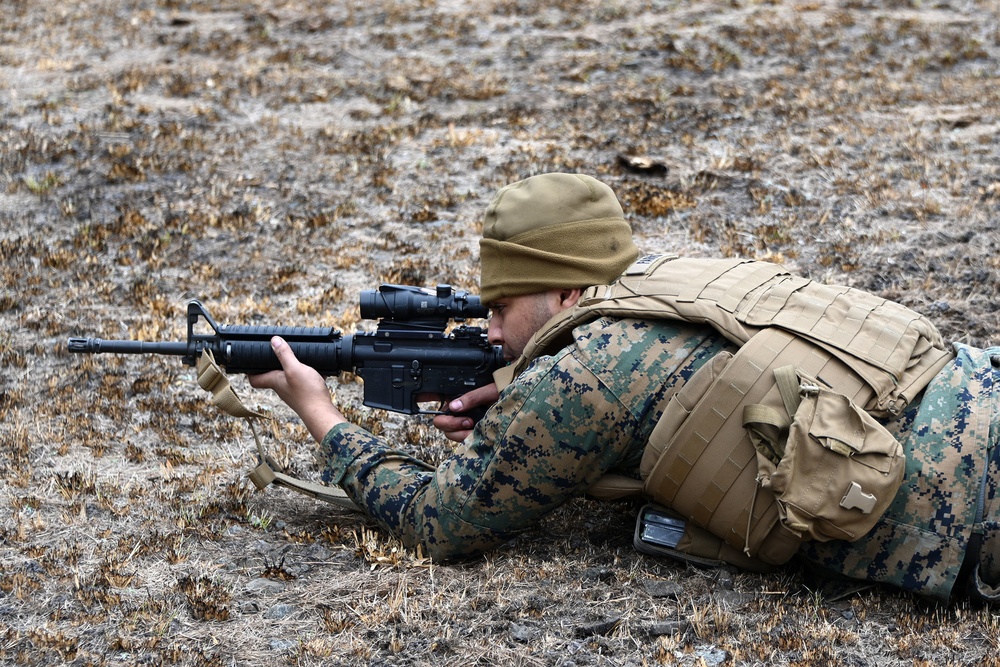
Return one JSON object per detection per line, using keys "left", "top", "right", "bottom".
{"left": 247, "top": 370, "right": 284, "bottom": 390}
{"left": 270, "top": 336, "right": 302, "bottom": 371}
{"left": 433, "top": 413, "right": 474, "bottom": 431}
{"left": 447, "top": 383, "right": 499, "bottom": 414}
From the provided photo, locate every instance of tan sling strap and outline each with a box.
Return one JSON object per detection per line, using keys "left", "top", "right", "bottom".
{"left": 195, "top": 349, "right": 358, "bottom": 511}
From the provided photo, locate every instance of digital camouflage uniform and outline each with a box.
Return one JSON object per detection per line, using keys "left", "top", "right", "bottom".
{"left": 319, "top": 318, "right": 1000, "bottom": 603}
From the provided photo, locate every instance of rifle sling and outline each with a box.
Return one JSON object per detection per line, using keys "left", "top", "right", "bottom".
{"left": 196, "top": 349, "right": 358, "bottom": 511}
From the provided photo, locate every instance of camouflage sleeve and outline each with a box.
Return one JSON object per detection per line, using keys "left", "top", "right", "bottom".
{"left": 317, "top": 318, "right": 728, "bottom": 560}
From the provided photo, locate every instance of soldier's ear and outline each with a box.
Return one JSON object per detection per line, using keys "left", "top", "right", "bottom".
{"left": 557, "top": 288, "right": 583, "bottom": 311}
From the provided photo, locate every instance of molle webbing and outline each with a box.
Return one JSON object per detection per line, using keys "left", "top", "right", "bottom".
{"left": 632, "top": 257, "right": 951, "bottom": 414}
{"left": 639, "top": 329, "right": 874, "bottom": 563}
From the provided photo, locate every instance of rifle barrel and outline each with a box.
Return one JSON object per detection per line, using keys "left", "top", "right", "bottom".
{"left": 67, "top": 338, "right": 190, "bottom": 356}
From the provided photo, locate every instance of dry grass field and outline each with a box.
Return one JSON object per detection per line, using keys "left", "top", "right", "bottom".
{"left": 2, "top": 0, "right": 1000, "bottom": 665}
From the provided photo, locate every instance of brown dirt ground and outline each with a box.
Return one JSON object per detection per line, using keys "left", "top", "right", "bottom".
{"left": 2, "top": 1, "right": 1000, "bottom": 665}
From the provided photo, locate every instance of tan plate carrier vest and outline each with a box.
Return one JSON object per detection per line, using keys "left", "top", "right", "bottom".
{"left": 494, "top": 255, "right": 955, "bottom": 568}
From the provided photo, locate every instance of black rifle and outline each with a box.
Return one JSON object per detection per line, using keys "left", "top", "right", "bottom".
{"left": 68, "top": 284, "right": 504, "bottom": 416}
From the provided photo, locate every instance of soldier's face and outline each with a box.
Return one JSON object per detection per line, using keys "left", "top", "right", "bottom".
{"left": 486, "top": 292, "right": 563, "bottom": 362}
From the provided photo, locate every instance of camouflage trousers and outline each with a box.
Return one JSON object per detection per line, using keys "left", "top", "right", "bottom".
{"left": 801, "top": 343, "right": 1000, "bottom": 603}
{"left": 970, "top": 346, "right": 1000, "bottom": 602}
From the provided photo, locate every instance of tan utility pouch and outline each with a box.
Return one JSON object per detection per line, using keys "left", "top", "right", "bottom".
{"left": 746, "top": 366, "right": 905, "bottom": 543}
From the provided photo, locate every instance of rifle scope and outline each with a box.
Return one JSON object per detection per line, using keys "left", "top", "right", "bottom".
{"left": 360, "top": 284, "right": 488, "bottom": 322}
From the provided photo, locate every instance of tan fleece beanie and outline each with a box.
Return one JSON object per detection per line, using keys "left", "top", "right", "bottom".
{"left": 479, "top": 173, "right": 640, "bottom": 302}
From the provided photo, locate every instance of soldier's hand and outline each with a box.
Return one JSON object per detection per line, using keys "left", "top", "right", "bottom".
{"left": 432, "top": 383, "right": 500, "bottom": 443}
{"left": 248, "top": 336, "right": 345, "bottom": 443}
